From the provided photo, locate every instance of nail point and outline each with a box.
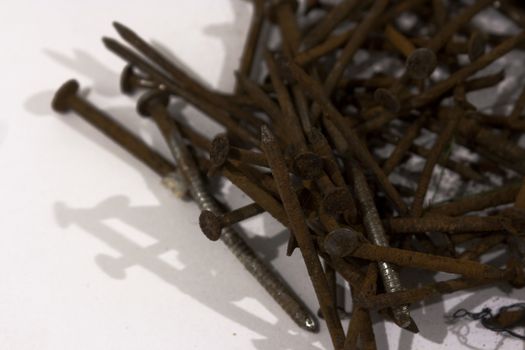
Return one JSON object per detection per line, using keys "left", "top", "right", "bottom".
{"left": 301, "top": 314, "right": 320, "bottom": 333}
{"left": 113, "top": 21, "right": 131, "bottom": 38}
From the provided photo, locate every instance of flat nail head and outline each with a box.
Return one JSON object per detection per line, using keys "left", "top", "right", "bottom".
{"left": 199, "top": 210, "right": 222, "bottom": 241}
{"left": 210, "top": 134, "right": 231, "bottom": 169}
{"left": 406, "top": 48, "right": 437, "bottom": 80}
{"left": 137, "top": 90, "right": 170, "bottom": 117}
{"left": 374, "top": 88, "right": 401, "bottom": 113}
{"left": 324, "top": 227, "right": 365, "bottom": 257}
{"left": 322, "top": 187, "right": 354, "bottom": 214}
{"left": 120, "top": 64, "right": 137, "bottom": 95}
{"left": 52, "top": 79, "right": 79, "bottom": 113}
{"left": 293, "top": 152, "right": 323, "bottom": 179}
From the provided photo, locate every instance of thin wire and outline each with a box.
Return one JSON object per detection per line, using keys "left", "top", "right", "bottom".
{"left": 452, "top": 303, "right": 525, "bottom": 340}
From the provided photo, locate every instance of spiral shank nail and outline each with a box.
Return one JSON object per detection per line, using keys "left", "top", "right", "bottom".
{"left": 352, "top": 165, "right": 411, "bottom": 327}
{"left": 168, "top": 131, "right": 318, "bottom": 332}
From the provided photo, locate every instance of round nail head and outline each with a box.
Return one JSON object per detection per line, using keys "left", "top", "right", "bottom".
{"left": 120, "top": 64, "right": 136, "bottom": 95}
{"left": 210, "top": 134, "right": 231, "bottom": 168}
{"left": 52, "top": 79, "right": 80, "bottom": 113}
{"left": 199, "top": 210, "right": 222, "bottom": 241}
{"left": 374, "top": 88, "right": 401, "bottom": 113}
{"left": 293, "top": 152, "right": 323, "bottom": 180}
{"left": 324, "top": 227, "right": 364, "bottom": 257}
{"left": 406, "top": 48, "right": 437, "bottom": 80}
{"left": 137, "top": 91, "right": 170, "bottom": 117}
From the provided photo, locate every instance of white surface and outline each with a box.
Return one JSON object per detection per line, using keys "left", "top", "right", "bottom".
{"left": 1, "top": 1, "right": 524, "bottom": 349}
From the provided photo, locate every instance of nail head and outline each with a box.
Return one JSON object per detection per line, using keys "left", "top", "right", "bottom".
{"left": 210, "top": 133, "right": 231, "bottom": 169}
{"left": 324, "top": 227, "right": 365, "bottom": 257}
{"left": 199, "top": 210, "right": 222, "bottom": 241}
{"left": 120, "top": 64, "right": 137, "bottom": 95}
{"left": 406, "top": 48, "right": 437, "bottom": 80}
{"left": 52, "top": 79, "right": 79, "bottom": 113}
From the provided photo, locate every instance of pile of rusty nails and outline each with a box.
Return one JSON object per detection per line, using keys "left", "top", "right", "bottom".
{"left": 52, "top": 0, "right": 525, "bottom": 349}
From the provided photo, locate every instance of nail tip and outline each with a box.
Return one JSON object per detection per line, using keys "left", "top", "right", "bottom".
{"left": 403, "top": 317, "right": 420, "bottom": 334}
{"left": 300, "top": 316, "right": 319, "bottom": 333}
{"left": 112, "top": 21, "right": 128, "bottom": 35}
{"left": 101, "top": 37, "right": 114, "bottom": 47}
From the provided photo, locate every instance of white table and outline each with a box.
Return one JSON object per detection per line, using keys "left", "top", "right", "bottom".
{"left": 1, "top": 1, "right": 523, "bottom": 349}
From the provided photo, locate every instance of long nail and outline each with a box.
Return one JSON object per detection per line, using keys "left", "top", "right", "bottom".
{"left": 348, "top": 162, "right": 412, "bottom": 329}
{"left": 342, "top": 240, "right": 505, "bottom": 279}
{"left": 52, "top": 79, "right": 174, "bottom": 177}
{"left": 357, "top": 277, "right": 503, "bottom": 310}
{"left": 411, "top": 107, "right": 461, "bottom": 217}
{"left": 302, "top": 0, "right": 361, "bottom": 49}
{"left": 458, "top": 234, "right": 506, "bottom": 261}
{"left": 281, "top": 58, "right": 408, "bottom": 214}
{"left": 319, "top": 0, "right": 389, "bottom": 98}
{"left": 235, "top": 0, "right": 266, "bottom": 94}
{"left": 386, "top": 216, "right": 515, "bottom": 234}
{"left": 113, "top": 22, "right": 266, "bottom": 131}
{"left": 102, "top": 37, "right": 260, "bottom": 147}
{"left": 137, "top": 91, "right": 318, "bottom": 333}
{"left": 264, "top": 50, "right": 307, "bottom": 151}
{"left": 426, "top": 180, "right": 523, "bottom": 216}
{"left": 261, "top": 125, "right": 345, "bottom": 348}
{"left": 424, "top": 0, "right": 493, "bottom": 53}
{"left": 344, "top": 302, "right": 368, "bottom": 350}
{"left": 382, "top": 115, "right": 427, "bottom": 175}
{"left": 411, "top": 32, "right": 525, "bottom": 109}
